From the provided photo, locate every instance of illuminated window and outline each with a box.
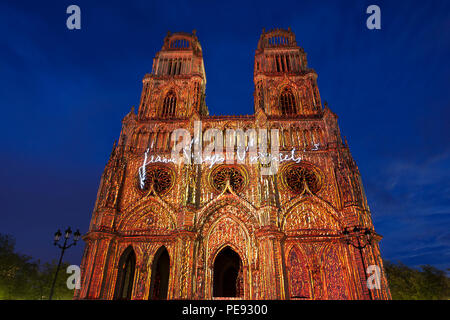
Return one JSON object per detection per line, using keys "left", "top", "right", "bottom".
{"left": 210, "top": 165, "right": 246, "bottom": 193}
{"left": 280, "top": 88, "right": 296, "bottom": 115}
{"left": 162, "top": 90, "right": 176, "bottom": 117}
{"left": 138, "top": 165, "right": 174, "bottom": 195}
{"left": 283, "top": 164, "right": 322, "bottom": 194}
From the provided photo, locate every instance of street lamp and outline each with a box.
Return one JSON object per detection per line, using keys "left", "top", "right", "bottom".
{"left": 342, "top": 226, "right": 374, "bottom": 300}
{"left": 49, "top": 227, "right": 81, "bottom": 300}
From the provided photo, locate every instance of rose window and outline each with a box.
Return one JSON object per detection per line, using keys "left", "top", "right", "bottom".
{"left": 283, "top": 164, "right": 322, "bottom": 194}
{"left": 139, "top": 165, "right": 174, "bottom": 195}
{"left": 210, "top": 165, "right": 246, "bottom": 193}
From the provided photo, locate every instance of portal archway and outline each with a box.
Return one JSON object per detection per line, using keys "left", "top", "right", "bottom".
{"left": 149, "top": 246, "right": 170, "bottom": 300}
{"left": 213, "top": 246, "right": 243, "bottom": 297}
{"left": 114, "top": 246, "right": 136, "bottom": 300}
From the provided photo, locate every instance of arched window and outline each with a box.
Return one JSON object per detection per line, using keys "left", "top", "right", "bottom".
{"left": 256, "top": 83, "right": 265, "bottom": 111}
{"left": 280, "top": 88, "right": 296, "bottom": 115}
{"left": 303, "top": 129, "right": 311, "bottom": 149}
{"left": 193, "top": 82, "right": 201, "bottom": 110}
{"left": 149, "top": 246, "right": 170, "bottom": 300}
{"left": 114, "top": 246, "right": 136, "bottom": 300}
{"left": 162, "top": 90, "right": 176, "bottom": 117}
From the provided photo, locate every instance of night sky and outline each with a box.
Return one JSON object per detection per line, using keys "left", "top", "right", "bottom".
{"left": 0, "top": 0, "right": 449, "bottom": 272}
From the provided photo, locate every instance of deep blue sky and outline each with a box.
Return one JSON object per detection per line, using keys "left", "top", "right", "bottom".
{"left": 0, "top": 0, "right": 449, "bottom": 271}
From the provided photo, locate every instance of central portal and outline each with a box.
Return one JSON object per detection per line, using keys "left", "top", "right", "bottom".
{"left": 213, "top": 246, "right": 243, "bottom": 298}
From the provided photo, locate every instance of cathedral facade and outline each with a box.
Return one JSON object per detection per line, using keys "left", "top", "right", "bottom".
{"left": 74, "top": 28, "right": 391, "bottom": 300}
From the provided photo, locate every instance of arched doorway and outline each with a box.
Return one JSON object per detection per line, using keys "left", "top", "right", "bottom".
{"left": 114, "top": 246, "right": 136, "bottom": 300}
{"left": 149, "top": 246, "right": 170, "bottom": 300}
{"left": 213, "top": 246, "right": 243, "bottom": 297}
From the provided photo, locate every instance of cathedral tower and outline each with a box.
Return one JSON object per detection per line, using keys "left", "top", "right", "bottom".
{"left": 254, "top": 28, "right": 321, "bottom": 116}
{"left": 75, "top": 29, "right": 391, "bottom": 300}
{"left": 138, "top": 30, "right": 208, "bottom": 120}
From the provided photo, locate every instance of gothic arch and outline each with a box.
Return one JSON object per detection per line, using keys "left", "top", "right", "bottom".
{"left": 158, "top": 82, "right": 182, "bottom": 116}
{"left": 286, "top": 246, "right": 312, "bottom": 299}
{"left": 123, "top": 180, "right": 177, "bottom": 213}
{"left": 148, "top": 246, "right": 171, "bottom": 300}
{"left": 113, "top": 246, "right": 136, "bottom": 300}
{"left": 312, "top": 126, "right": 325, "bottom": 145}
{"left": 212, "top": 246, "right": 244, "bottom": 297}
{"left": 283, "top": 126, "right": 293, "bottom": 147}
{"left": 196, "top": 193, "right": 258, "bottom": 230}
{"left": 117, "top": 198, "right": 177, "bottom": 232}
{"left": 168, "top": 36, "right": 191, "bottom": 49}
{"left": 279, "top": 86, "right": 297, "bottom": 116}
{"left": 299, "top": 86, "right": 311, "bottom": 113}
{"left": 161, "top": 90, "right": 177, "bottom": 117}
{"left": 255, "top": 81, "right": 265, "bottom": 111}
{"left": 133, "top": 126, "right": 149, "bottom": 150}
{"left": 204, "top": 216, "right": 250, "bottom": 268}
{"left": 303, "top": 129, "right": 311, "bottom": 147}
{"left": 147, "top": 129, "right": 160, "bottom": 150}
{"left": 202, "top": 215, "right": 252, "bottom": 299}
{"left": 281, "top": 195, "right": 344, "bottom": 232}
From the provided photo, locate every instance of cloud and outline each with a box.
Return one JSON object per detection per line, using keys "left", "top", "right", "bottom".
{"left": 366, "top": 149, "right": 450, "bottom": 270}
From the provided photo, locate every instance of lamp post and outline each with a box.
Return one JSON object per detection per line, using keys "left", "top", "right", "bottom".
{"left": 49, "top": 227, "right": 80, "bottom": 300}
{"left": 342, "top": 226, "right": 374, "bottom": 300}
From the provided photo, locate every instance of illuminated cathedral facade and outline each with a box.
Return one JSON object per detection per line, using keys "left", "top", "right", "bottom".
{"left": 74, "top": 28, "right": 391, "bottom": 300}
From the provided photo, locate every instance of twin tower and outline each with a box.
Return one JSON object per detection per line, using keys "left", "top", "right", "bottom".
{"left": 138, "top": 28, "right": 321, "bottom": 120}
{"left": 75, "top": 28, "right": 391, "bottom": 300}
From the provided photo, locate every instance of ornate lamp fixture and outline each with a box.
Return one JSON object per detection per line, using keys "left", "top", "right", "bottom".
{"left": 49, "top": 227, "right": 81, "bottom": 300}
{"left": 342, "top": 226, "right": 375, "bottom": 300}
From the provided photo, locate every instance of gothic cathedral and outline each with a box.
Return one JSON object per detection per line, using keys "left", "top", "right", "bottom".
{"left": 74, "top": 28, "right": 391, "bottom": 300}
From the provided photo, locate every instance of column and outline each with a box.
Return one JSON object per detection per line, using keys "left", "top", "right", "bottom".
{"left": 255, "top": 227, "right": 286, "bottom": 299}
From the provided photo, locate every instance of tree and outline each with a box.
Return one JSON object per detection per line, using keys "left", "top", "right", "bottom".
{"left": 36, "top": 260, "right": 74, "bottom": 300}
{"left": 0, "top": 233, "right": 74, "bottom": 300}
{"left": 0, "top": 234, "right": 38, "bottom": 299}
{"left": 384, "top": 260, "right": 450, "bottom": 300}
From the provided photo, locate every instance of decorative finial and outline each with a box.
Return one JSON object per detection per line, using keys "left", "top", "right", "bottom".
{"left": 167, "top": 30, "right": 171, "bottom": 37}
{"left": 324, "top": 101, "right": 328, "bottom": 108}
{"left": 192, "top": 29, "right": 197, "bottom": 36}
{"left": 131, "top": 106, "right": 135, "bottom": 113}
{"left": 262, "top": 28, "right": 265, "bottom": 33}
{"left": 288, "top": 26, "right": 291, "bottom": 32}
